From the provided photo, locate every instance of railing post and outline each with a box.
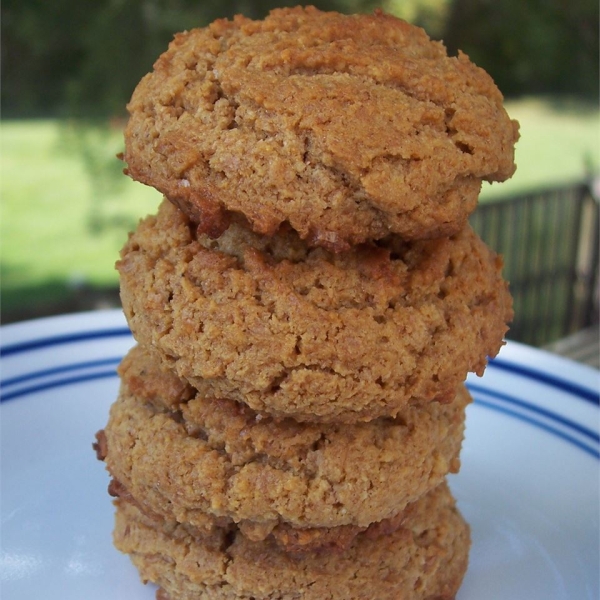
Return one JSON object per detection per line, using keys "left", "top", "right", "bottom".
{"left": 570, "top": 181, "right": 600, "bottom": 332}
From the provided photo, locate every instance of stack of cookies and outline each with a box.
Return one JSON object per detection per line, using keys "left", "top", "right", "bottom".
{"left": 94, "top": 7, "right": 518, "bottom": 599}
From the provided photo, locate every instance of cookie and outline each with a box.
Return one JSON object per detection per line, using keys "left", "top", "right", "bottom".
{"left": 113, "top": 481, "right": 470, "bottom": 600}
{"left": 100, "top": 344, "right": 469, "bottom": 535}
{"left": 118, "top": 199, "right": 511, "bottom": 422}
{"left": 122, "top": 6, "right": 519, "bottom": 251}
{"left": 106, "top": 476, "right": 428, "bottom": 556}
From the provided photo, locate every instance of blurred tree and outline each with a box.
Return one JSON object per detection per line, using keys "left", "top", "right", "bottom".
{"left": 64, "top": 0, "right": 207, "bottom": 119}
{"left": 2, "top": 0, "right": 91, "bottom": 116}
{"left": 2, "top": 0, "right": 353, "bottom": 235}
{"left": 4, "top": 0, "right": 597, "bottom": 119}
{"left": 442, "top": 0, "right": 599, "bottom": 98}
{"left": 383, "top": 0, "right": 451, "bottom": 38}
{"left": 2, "top": 0, "right": 349, "bottom": 119}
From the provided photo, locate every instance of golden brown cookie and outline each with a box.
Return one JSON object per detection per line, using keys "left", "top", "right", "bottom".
{"left": 101, "top": 344, "right": 469, "bottom": 535}
{"left": 106, "top": 476, "right": 424, "bottom": 556}
{"left": 113, "top": 481, "right": 470, "bottom": 600}
{"left": 122, "top": 6, "right": 519, "bottom": 250}
{"left": 118, "top": 199, "right": 511, "bottom": 422}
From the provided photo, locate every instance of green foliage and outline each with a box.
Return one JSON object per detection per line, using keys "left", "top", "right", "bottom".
{"left": 2, "top": 0, "right": 91, "bottom": 115}
{"left": 2, "top": 0, "right": 347, "bottom": 119}
{"left": 383, "top": 0, "right": 451, "bottom": 38}
{"left": 3, "top": 0, "right": 598, "bottom": 119}
{"left": 442, "top": 0, "right": 599, "bottom": 99}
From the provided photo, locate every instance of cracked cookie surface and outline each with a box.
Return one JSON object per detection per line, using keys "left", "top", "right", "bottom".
{"left": 123, "top": 6, "right": 519, "bottom": 250}
{"left": 118, "top": 199, "right": 512, "bottom": 422}
{"left": 105, "top": 476, "right": 426, "bottom": 556}
{"left": 101, "top": 345, "right": 469, "bottom": 534}
{"left": 113, "top": 481, "right": 470, "bottom": 600}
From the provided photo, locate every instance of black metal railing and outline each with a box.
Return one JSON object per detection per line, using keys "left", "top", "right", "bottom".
{"left": 470, "top": 181, "right": 599, "bottom": 347}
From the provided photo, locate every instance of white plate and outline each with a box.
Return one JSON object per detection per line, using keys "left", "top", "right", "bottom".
{"left": 1, "top": 310, "right": 598, "bottom": 599}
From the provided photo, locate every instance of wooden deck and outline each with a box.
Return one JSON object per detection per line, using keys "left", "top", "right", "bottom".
{"left": 543, "top": 324, "right": 600, "bottom": 369}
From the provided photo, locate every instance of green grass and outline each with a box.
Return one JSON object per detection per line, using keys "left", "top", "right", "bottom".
{"left": 1, "top": 120, "right": 161, "bottom": 318}
{"left": 481, "top": 97, "right": 599, "bottom": 199}
{"left": 1, "top": 97, "right": 599, "bottom": 321}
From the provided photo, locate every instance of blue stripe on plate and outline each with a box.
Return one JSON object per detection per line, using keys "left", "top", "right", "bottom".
{"left": 473, "top": 396, "right": 600, "bottom": 460}
{"left": 488, "top": 357, "right": 599, "bottom": 405}
{"left": 1, "top": 326, "right": 596, "bottom": 404}
{"left": 0, "top": 325, "right": 597, "bottom": 457}
{"left": 0, "top": 370, "right": 119, "bottom": 402}
{"left": 1, "top": 358, "right": 598, "bottom": 459}
{"left": 0, "top": 328, "right": 132, "bottom": 357}
{"left": 467, "top": 382, "right": 599, "bottom": 443}
{"left": 1, "top": 357, "right": 122, "bottom": 390}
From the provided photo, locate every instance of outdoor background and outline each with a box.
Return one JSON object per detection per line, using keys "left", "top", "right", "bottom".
{"left": 2, "top": 0, "right": 599, "bottom": 346}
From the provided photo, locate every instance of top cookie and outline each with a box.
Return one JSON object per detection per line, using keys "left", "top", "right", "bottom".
{"left": 123, "top": 6, "right": 519, "bottom": 250}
